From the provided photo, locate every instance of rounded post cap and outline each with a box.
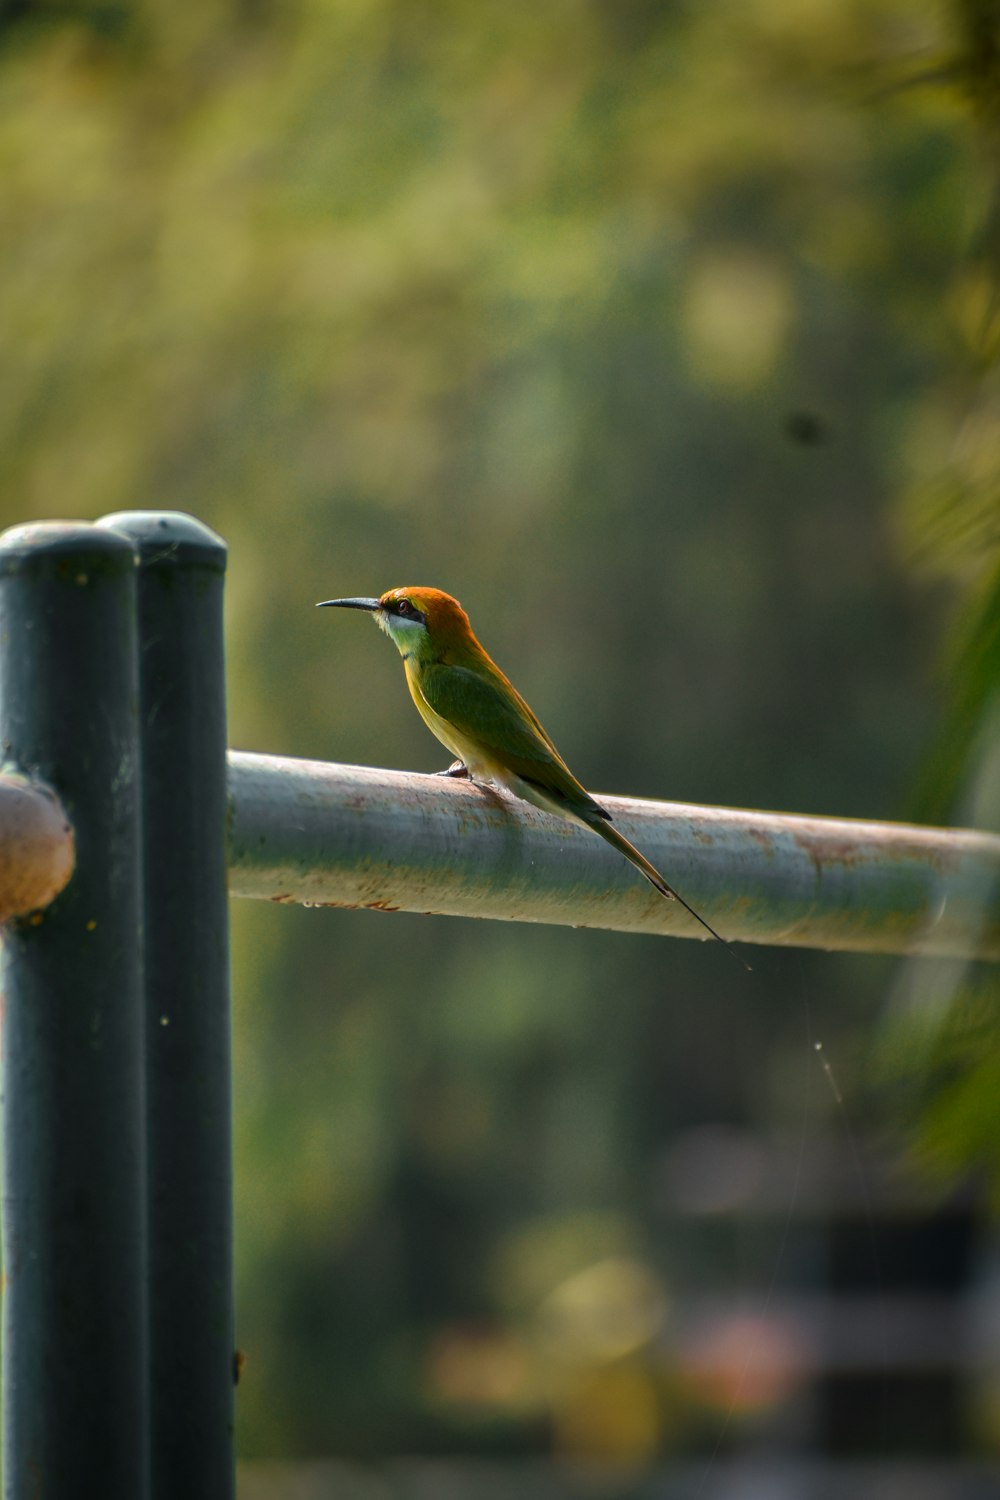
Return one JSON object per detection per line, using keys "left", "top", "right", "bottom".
{"left": 98, "top": 511, "right": 227, "bottom": 571}
{"left": 0, "top": 521, "right": 135, "bottom": 580}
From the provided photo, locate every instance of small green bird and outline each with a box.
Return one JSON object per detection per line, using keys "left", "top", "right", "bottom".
{"left": 318, "top": 586, "right": 746, "bottom": 967}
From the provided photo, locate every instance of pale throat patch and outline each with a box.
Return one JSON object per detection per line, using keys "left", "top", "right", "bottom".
{"left": 376, "top": 612, "right": 427, "bottom": 654}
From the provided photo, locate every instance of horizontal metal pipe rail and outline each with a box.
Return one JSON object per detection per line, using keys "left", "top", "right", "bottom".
{"left": 227, "top": 752, "right": 1000, "bottom": 961}
{"left": 0, "top": 750, "right": 996, "bottom": 966}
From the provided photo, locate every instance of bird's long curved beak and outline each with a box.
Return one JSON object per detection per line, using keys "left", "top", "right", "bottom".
{"left": 316, "top": 597, "right": 381, "bottom": 611}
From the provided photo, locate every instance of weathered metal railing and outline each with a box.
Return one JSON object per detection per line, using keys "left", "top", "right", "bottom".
{"left": 0, "top": 512, "right": 997, "bottom": 1500}
{"left": 227, "top": 753, "right": 1000, "bottom": 960}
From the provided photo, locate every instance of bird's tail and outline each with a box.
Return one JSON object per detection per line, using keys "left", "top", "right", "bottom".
{"left": 591, "top": 817, "right": 751, "bottom": 972}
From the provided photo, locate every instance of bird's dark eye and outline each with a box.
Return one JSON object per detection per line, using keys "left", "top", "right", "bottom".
{"left": 396, "top": 599, "right": 411, "bottom": 615}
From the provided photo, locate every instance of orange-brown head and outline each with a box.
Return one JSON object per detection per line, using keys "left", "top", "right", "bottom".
{"left": 317, "top": 586, "right": 485, "bottom": 666}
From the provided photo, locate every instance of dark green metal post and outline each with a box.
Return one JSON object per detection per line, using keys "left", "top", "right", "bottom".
{"left": 99, "top": 512, "right": 234, "bottom": 1499}
{"left": 0, "top": 523, "right": 148, "bottom": 1499}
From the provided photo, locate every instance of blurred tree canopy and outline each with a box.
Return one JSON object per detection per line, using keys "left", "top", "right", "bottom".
{"left": 2, "top": 0, "right": 1000, "bottom": 1469}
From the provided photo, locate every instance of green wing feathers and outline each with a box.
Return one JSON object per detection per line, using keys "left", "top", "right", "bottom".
{"left": 420, "top": 662, "right": 748, "bottom": 967}
{"left": 419, "top": 663, "right": 554, "bottom": 759}
{"left": 419, "top": 663, "right": 604, "bottom": 819}
{"left": 421, "top": 662, "right": 678, "bottom": 899}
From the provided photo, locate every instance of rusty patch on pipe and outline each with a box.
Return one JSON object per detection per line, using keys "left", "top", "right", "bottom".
{"left": 792, "top": 827, "right": 952, "bottom": 876}
{"left": 744, "top": 825, "right": 778, "bottom": 852}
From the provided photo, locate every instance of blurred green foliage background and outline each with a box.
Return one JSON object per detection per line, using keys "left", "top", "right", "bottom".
{"left": 3, "top": 0, "right": 1000, "bottom": 1480}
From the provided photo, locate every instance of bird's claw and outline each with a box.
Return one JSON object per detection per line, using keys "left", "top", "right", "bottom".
{"left": 436, "top": 761, "right": 470, "bottom": 779}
